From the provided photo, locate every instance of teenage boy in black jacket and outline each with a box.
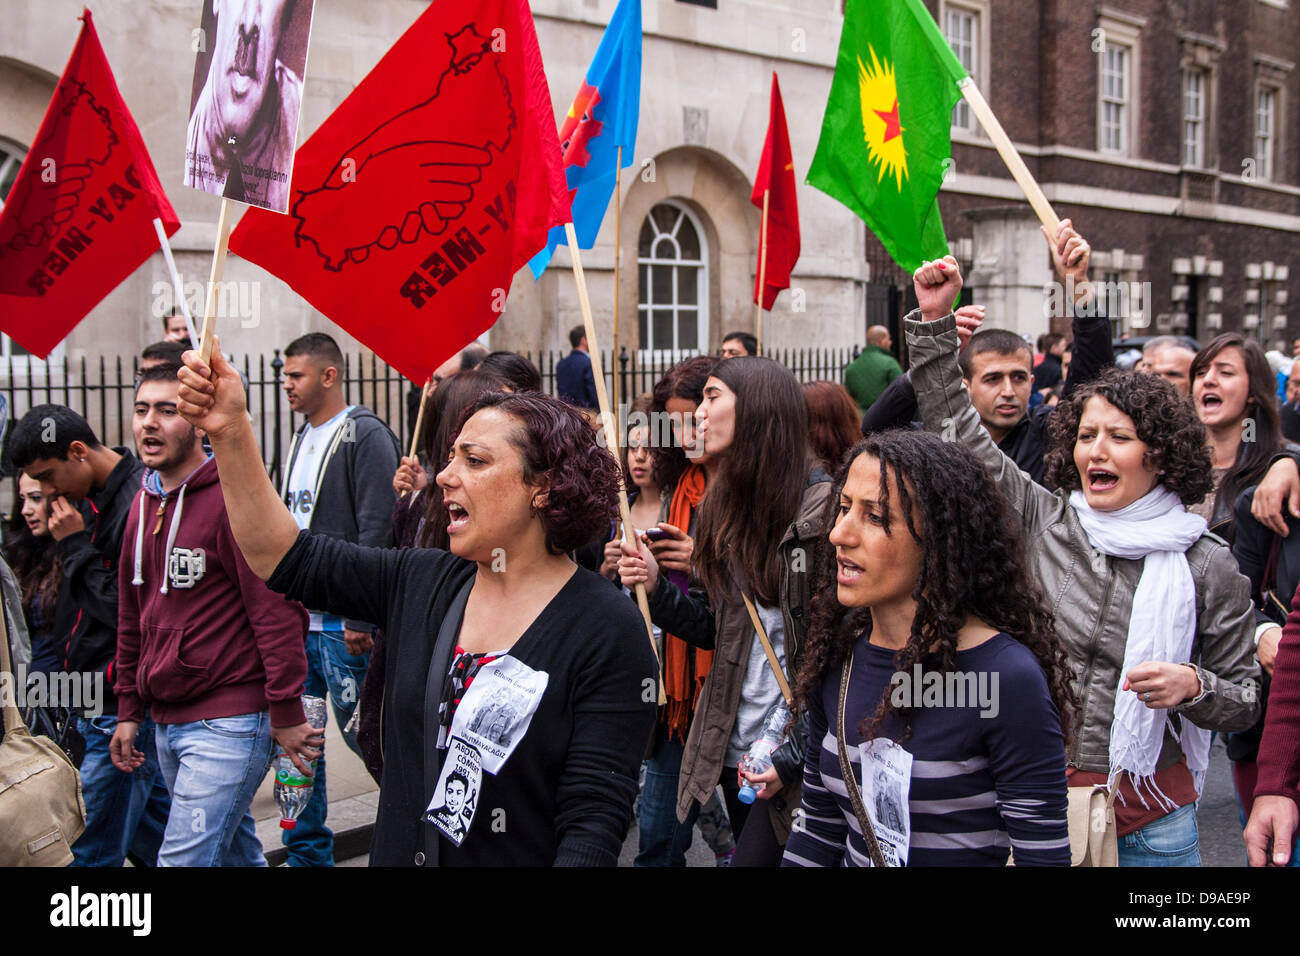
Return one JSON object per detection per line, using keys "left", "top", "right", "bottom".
{"left": 11, "top": 404, "right": 170, "bottom": 866}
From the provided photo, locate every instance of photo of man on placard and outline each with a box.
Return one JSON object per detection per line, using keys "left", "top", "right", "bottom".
{"left": 184, "top": 0, "right": 315, "bottom": 213}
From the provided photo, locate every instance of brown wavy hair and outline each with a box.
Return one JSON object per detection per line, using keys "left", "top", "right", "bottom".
{"left": 417, "top": 369, "right": 509, "bottom": 548}
{"left": 461, "top": 391, "right": 622, "bottom": 555}
{"left": 1189, "top": 333, "right": 1283, "bottom": 521}
{"left": 694, "top": 357, "right": 810, "bottom": 607}
{"left": 1044, "top": 368, "right": 1214, "bottom": 507}
{"left": 803, "top": 380, "right": 862, "bottom": 472}
{"left": 791, "top": 431, "right": 1079, "bottom": 747}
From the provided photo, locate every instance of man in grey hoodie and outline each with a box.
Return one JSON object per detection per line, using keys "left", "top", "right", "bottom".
{"left": 278, "top": 332, "right": 400, "bottom": 866}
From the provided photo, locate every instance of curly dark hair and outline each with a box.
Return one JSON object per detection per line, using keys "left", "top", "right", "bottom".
{"left": 461, "top": 391, "right": 621, "bottom": 555}
{"left": 1044, "top": 368, "right": 1214, "bottom": 507}
{"left": 417, "top": 369, "right": 510, "bottom": 549}
{"left": 791, "top": 430, "right": 1079, "bottom": 749}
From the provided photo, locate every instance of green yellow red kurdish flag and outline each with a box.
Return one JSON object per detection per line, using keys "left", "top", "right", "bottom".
{"left": 808, "top": 0, "right": 968, "bottom": 273}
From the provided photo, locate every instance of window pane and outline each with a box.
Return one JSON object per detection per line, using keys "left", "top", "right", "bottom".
{"left": 652, "top": 263, "right": 673, "bottom": 303}
{"left": 677, "top": 266, "right": 698, "bottom": 305}
{"left": 653, "top": 310, "right": 675, "bottom": 350}
{"left": 638, "top": 263, "right": 647, "bottom": 300}
{"left": 677, "top": 215, "right": 701, "bottom": 260}
{"left": 677, "top": 309, "right": 698, "bottom": 351}
{"left": 652, "top": 204, "right": 678, "bottom": 235}
{"left": 638, "top": 219, "right": 655, "bottom": 258}
{"left": 652, "top": 236, "right": 677, "bottom": 260}
{"left": 638, "top": 309, "right": 648, "bottom": 348}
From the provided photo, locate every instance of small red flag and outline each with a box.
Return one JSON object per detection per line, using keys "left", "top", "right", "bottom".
{"left": 751, "top": 73, "right": 800, "bottom": 312}
{"left": 229, "top": 0, "right": 571, "bottom": 386}
{"left": 0, "top": 9, "right": 180, "bottom": 358}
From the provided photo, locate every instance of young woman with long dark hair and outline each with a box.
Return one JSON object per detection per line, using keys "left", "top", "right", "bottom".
{"left": 177, "top": 340, "right": 656, "bottom": 866}
{"left": 4, "top": 473, "right": 63, "bottom": 677}
{"left": 908, "top": 258, "right": 1262, "bottom": 866}
{"left": 783, "top": 430, "right": 1076, "bottom": 866}
{"left": 1189, "top": 333, "right": 1287, "bottom": 539}
{"left": 620, "top": 356, "right": 832, "bottom": 866}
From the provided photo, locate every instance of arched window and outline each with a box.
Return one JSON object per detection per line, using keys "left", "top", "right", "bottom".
{"left": 637, "top": 201, "right": 707, "bottom": 354}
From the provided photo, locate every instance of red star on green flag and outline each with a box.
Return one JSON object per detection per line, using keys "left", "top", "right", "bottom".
{"left": 808, "top": 0, "right": 969, "bottom": 273}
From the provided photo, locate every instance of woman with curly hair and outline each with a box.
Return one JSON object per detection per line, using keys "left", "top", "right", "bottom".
{"left": 782, "top": 430, "right": 1077, "bottom": 866}
{"left": 175, "top": 340, "right": 657, "bottom": 866}
{"left": 906, "top": 257, "right": 1262, "bottom": 867}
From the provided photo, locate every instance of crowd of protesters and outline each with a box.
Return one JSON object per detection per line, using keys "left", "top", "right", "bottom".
{"left": 2, "top": 219, "right": 1299, "bottom": 869}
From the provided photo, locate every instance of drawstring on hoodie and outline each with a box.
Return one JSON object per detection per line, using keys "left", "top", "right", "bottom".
{"left": 131, "top": 493, "right": 147, "bottom": 586}
{"left": 132, "top": 475, "right": 192, "bottom": 593}
{"left": 159, "top": 484, "right": 187, "bottom": 595}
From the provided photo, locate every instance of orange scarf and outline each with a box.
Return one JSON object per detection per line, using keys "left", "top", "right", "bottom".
{"left": 662, "top": 463, "right": 712, "bottom": 743}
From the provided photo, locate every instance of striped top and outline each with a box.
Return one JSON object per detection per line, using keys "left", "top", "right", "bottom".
{"left": 782, "top": 631, "right": 1070, "bottom": 867}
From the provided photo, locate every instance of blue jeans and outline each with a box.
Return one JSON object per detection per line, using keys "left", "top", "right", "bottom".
{"left": 282, "top": 627, "right": 370, "bottom": 867}
{"left": 635, "top": 723, "right": 700, "bottom": 867}
{"left": 71, "top": 714, "right": 171, "bottom": 867}
{"left": 1118, "top": 802, "right": 1202, "bottom": 867}
{"left": 155, "top": 713, "right": 275, "bottom": 867}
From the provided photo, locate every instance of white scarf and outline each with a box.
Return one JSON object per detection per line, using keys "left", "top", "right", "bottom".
{"left": 1069, "top": 486, "right": 1211, "bottom": 807}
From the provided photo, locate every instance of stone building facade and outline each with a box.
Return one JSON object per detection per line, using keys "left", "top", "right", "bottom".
{"left": 874, "top": 0, "right": 1300, "bottom": 350}
{"left": 0, "top": 0, "right": 865, "bottom": 386}
{"left": 3, "top": 0, "right": 1298, "bottom": 393}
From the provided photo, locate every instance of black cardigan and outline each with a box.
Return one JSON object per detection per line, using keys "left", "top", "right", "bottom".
{"left": 268, "top": 530, "right": 657, "bottom": 866}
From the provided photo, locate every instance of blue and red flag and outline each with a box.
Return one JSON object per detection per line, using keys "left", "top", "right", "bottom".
{"left": 527, "top": 0, "right": 641, "bottom": 278}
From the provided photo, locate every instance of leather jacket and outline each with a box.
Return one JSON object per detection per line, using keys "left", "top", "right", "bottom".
{"left": 908, "top": 311, "right": 1262, "bottom": 773}
{"left": 646, "top": 469, "right": 833, "bottom": 842}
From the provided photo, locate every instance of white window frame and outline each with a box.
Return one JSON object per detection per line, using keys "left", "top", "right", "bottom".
{"left": 1255, "top": 83, "right": 1279, "bottom": 182}
{"left": 1096, "top": 12, "right": 1143, "bottom": 158}
{"left": 636, "top": 200, "right": 709, "bottom": 360}
{"left": 1182, "top": 69, "right": 1205, "bottom": 168}
{"left": 941, "top": 0, "right": 988, "bottom": 136}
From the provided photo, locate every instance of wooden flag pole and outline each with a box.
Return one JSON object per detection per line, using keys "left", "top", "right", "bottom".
{"left": 565, "top": 221, "right": 666, "bottom": 704}
{"left": 755, "top": 188, "right": 770, "bottom": 352}
{"left": 959, "top": 80, "right": 1060, "bottom": 237}
{"left": 612, "top": 145, "right": 623, "bottom": 415}
{"left": 408, "top": 378, "right": 431, "bottom": 461}
{"left": 398, "top": 377, "right": 433, "bottom": 500}
{"left": 153, "top": 218, "right": 198, "bottom": 346}
{"left": 198, "top": 198, "right": 236, "bottom": 364}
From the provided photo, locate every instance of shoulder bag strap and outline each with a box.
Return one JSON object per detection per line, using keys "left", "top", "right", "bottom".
{"left": 420, "top": 576, "right": 474, "bottom": 866}
{"left": 741, "top": 591, "right": 792, "bottom": 706}
{"left": 0, "top": 588, "right": 24, "bottom": 739}
{"left": 835, "top": 652, "right": 888, "bottom": 868}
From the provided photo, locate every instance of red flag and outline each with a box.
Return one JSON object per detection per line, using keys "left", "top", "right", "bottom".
{"left": 751, "top": 73, "right": 800, "bottom": 311}
{"left": 229, "top": 0, "right": 571, "bottom": 386}
{"left": 0, "top": 9, "right": 180, "bottom": 358}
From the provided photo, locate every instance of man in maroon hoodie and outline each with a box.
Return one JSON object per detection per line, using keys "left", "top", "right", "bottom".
{"left": 109, "top": 366, "right": 321, "bottom": 866}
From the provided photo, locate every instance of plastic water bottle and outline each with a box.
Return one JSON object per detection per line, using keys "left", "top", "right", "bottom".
{"left": 738, "top": 699, "right": 791, "bottom": 804}
{"left": 274, "top": 695, "right": 327, "bottom": 830}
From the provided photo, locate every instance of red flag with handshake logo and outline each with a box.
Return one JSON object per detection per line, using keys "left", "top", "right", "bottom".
{"left": 229, "top": 0, "right": 571, "bottom": 385}
{"left": 0, "top": 9, "right": 180, "bottom": 358}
